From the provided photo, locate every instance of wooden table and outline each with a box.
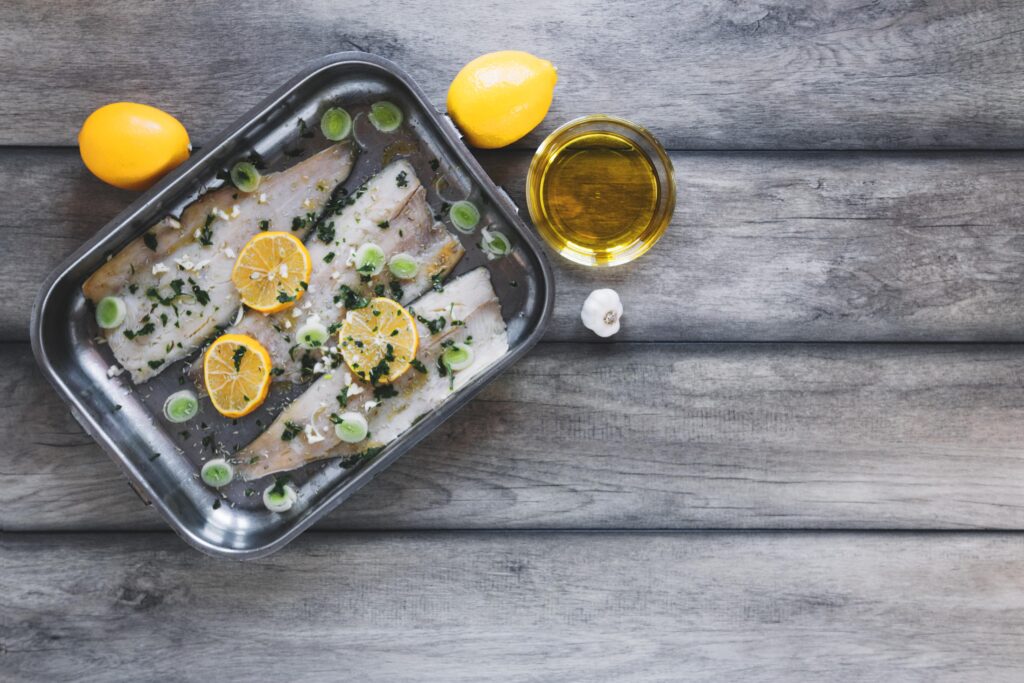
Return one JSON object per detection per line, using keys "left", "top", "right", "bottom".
{"left": 5, "top": 1, "right": 1024, "bottom": 679}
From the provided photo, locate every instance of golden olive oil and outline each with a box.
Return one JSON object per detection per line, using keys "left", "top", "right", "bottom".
{"left": 527, "top": 116, "right": 674, "bottom": 267}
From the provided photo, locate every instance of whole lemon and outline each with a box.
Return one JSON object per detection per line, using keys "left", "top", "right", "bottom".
{"left": 447, "top": 51, "right": 557, "bottom": 149}
{"left": 78, "top": 102, "right": 190, "bottom": 191}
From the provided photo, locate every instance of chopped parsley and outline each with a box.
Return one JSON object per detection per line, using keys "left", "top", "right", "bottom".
{"left": 143, "top": 233, "right": 158, "bottom": 251}
{"left": 291, "top": 212, "right": 316, "bottom": 231}
{"left": 190, "top": 279, "right": 211, "bottom": 306}
{"left": 316, "top": 221, "right": 335, "bottom": 243}
{"left": 198, "top": 213, "right": 215, "bottom": 246}
{"left": 431, "top": 274, "right": 444, "bottom": 292}
{"left": 396, "top": 170, "right": 408, "bottom": 188}
{"left": 373, "top": 384, "right": 399, "bottom": 400}
{"left": 410, "top": 358, "right": 428, "bottom": 374}
{"left": 334, "top": 284, "right": 369, "bottom": 309}
{"left": 339, "top": 446, "right": 385, "bottom": 469}
{"left": 147, "top": 359, "right": 164, "bottom": 370}
{"left": 429, "top": 158, "right": 440, "bottom": 171}
{"left": 124, "top": 322, "right": 156, "bottom": 340}
{"left": 417, "top": 314, "right": 447, "bottom": 335}
{"left": 377, "top": 220, "right": 389, "bottom": 229}
{"left": 258, "top": 219, "right": 271, "bottom": 231}
{"left": 232, "top": 345, "right": 247, "bottom": 371}
{"left": 277, "top": 290, "right": 296, "bottom": 304}
{"left": 324, "top": 251, "right": 336, "bottom": 264}
{"left": 281, "top": 421, "right": 302, "bottom": 441}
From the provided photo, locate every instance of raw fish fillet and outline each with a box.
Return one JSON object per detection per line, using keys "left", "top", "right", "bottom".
{"left": 216, "top": 161, "right": 463, "bottom": 383}
{"left": 82, "top": 143, "right": 355, "bottom": 383}
{"left": 235, "top": 267, "right": 507, "bottom": 480}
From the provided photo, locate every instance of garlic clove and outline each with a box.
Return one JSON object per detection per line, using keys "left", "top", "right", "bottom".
{"left": 581, "top": 288, "right": 623, "bottom": 338}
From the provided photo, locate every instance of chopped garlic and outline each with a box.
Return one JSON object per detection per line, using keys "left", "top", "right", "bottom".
{"left": 283, "top": 320, "right": 292, "bottom": 329}
{"left": 229, "top": 204, "right": 241, "bottom": 219}
{"left": 166, "top": 217, "right": 182, "bottom": 230}
{"left": 257, "top": 193, "right": 268, "bottom": 204}
{"left": 279, "top": 263, "right": 288, "bottom": 278}
{"left": 106, "top": 365, "right": 125, "bottom": 378}
{"left": 291, "top": 308, "right": 302, "bottom": 318}
{"left": 304, "top": 423, "right": 325, "bottom": 444}
{"left": 363, "top": 400, "right": 379, "bottom": 412}
{"left": 151, "top": 263, "right": 169, "bottom": 276}
{"left": 302, "top": 198, "right": 315, "bottom": 210}
{"left": 223, "top": 246, "right": 236, "bottom": 259}
{"left": 347, "top": 383, "right": 363, "bottom": 397}
{"left": 213, "top": 208, "right": 231, "bottom": 221}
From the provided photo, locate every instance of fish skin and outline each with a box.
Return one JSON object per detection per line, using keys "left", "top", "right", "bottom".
{"left": 235, "top": 267, "right": 507, "bottom": 480}
{"left": 83, "top": 143, "right": 356, "bottom": 383}
{"left": 211, "top": 162, "right": 464, "bottom": 384}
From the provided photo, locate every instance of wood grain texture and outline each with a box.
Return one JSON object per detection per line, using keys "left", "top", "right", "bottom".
{"left": 7, "top": 149, "right": 1024, "bottom": 343}
{"left": 6, "top": 531, "right": 1024, "bottom": 681}
{"left": 4, "top": 1, "right": 1024, "bottom": 149}
{"left": 8, "top": 341, "right": 1024, "bottom": 532}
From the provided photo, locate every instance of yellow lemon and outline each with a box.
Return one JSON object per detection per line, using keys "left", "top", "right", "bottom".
{"left": 339, "top": 298, "right": 419, "bottom": 384}
{"left": 78, "top": 102, "right": 190, "bottom": 191}
{"left": 447, "top": 51, "right": 557, "bottom": 149}
{"left": 231, "top": 231, "right": 313, "bottom": 314}
{"left": 203, "top": 334, "right": 273, "bottom": 418}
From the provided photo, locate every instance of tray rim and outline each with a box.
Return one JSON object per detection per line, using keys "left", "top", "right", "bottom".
{"left": 30, "top": 51, "right": 555, "bottom": 559}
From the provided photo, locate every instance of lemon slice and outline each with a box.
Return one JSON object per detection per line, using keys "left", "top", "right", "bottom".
{"left": 339, "top": 298, "right": 419, "bottom": 384}
{"left": 231, "top": 231, "right": 312, "bottom": 313}
{"left": 203, "top": 333, "right": 273, "bottom": 418}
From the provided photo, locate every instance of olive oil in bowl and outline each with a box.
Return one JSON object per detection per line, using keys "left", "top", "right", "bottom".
{"left": 527, "top": 115, "right": 675, "bottom": 267}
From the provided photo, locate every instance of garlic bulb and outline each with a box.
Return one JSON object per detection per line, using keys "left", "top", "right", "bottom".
{"left": 580, "top": 288, "right": 623, "bottom": 337}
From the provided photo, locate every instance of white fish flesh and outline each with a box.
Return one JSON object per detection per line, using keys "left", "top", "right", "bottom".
{"left": 235, "top": 267, "right": 508, "bottom": 480}
{"left": 82, "top": 143, "right": 355, "bottom": 383}
{"left": 216, "top": 161, "right": 464, "bottom": 383}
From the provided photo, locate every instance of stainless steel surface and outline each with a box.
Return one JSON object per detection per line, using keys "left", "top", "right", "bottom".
{"left": 30, "top": 52, "right": 555, "bottom": 559}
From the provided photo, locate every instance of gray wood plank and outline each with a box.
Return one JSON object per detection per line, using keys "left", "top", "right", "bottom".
{"left": 7, "top": 341, "right": 1024, "bottom": 532}
{"left": 3, "top": 1, "right": 1024, "bottom": 149}
{"left": 7, "top": 148, "right": 1024, "bottom": 343}
{"left": 5, "top": 531, "right": 1024, "bottom": 681}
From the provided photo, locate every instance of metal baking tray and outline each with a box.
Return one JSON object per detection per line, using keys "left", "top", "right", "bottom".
{"left": 30, "top": 52, "right": 554, "bottom": 559}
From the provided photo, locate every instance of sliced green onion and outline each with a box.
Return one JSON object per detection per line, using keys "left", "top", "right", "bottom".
{"left": 321, "top": 107, "right": 352, "bottom": 141}
{"left": 354, "top": 243, "right": 386, "bottom": 276}
{"left": 201, "top": 458, "right": 234, "bottom": 488}
{"left": 388, "top": 252, "right": 419, "bottom": 279}
{"left": 334, "top": 412, "right": 368, "bottom": 443}
{"left": 482, "top": 228, "right": 512, "bottom": 258}
{"left": 230, "top": 162, "right": 261, "bottom": 193}
{"left": 368, "top": 101, "right": 403, "bottom": 132}
{"left": 96, "top": 296, "right": 127, "bottom": 329}
{"left": 163, "top": 389, "right": 199, "bottom": 423}
{"left": 449, "top": 200, "right": 480, "bottom": 233}
{"left": 263, "top": 482, "right": 297, "bottom": 512}
{"left": 297, "top": 320, "right": 329, "bottom": 349}
{"left": 442, "top": 342, "right": 474, "bottom": 371}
